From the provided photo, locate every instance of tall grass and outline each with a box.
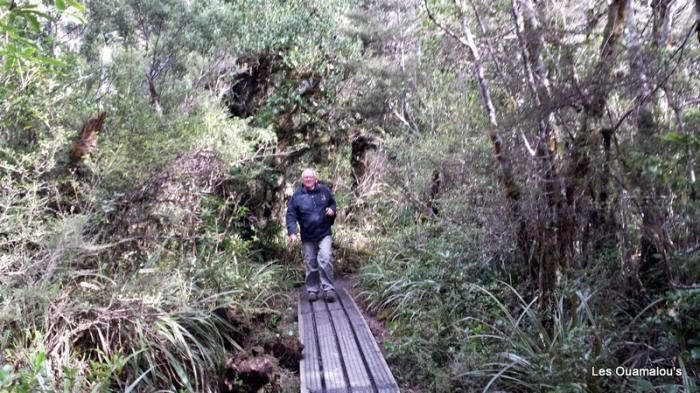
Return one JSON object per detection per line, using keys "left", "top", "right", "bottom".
{"left": 1, "top": 222, "right": 288, "bottom": 392}
{"left": 454, "top": 283, "right": 700, "bottom": 392}
{"left": 2, "top": 230, "right": 289, "bottom": 391}
{"left": 0, "top": 130, "right": 292, "bottom": 392}
{"left": 359, "top": 222, "right": 699, "bottom": 392}
{"left": 453, "top": 283, "right": 607, "bottom": 392}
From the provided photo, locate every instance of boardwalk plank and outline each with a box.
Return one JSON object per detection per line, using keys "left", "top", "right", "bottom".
{"left": 329, "top": 306, "right": 371, "bottom": 390}
{"left": 312, "top": 300, "right": 348, "bottom": 392}
{"left": 298, "top": 293, "right": 323, "bottom": 393}
{"left": 337, "top": 289, "right": 399, "bottom": 389}
{"left": 299, "top": 292, "right": 323, "bottom": 393}
{"left": 300, "top": 291, "right": 313, "bottom": 314}
{"left": 299, "top": 283, "right": 400, "bottom": 393}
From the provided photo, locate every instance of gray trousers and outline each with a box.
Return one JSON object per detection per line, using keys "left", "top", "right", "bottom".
{"left": 302, "top": 235, "right": 335, "bottom": 293}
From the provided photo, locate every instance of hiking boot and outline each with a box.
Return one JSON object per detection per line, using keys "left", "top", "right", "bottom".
{"left": 308, "top": 292, "right": 319, "bottom": 302}
{"left": 324, "top": 290, "right": 337, "bottom": 303}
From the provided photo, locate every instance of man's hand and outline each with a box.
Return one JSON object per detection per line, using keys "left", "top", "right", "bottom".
{"left": 288, "top": 234, "right": 298, "bottom": 243}
{"left": 324, "top": 207, "right": 335, "bottom": 217}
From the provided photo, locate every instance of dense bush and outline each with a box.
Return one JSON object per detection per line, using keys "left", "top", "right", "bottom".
{"left": 0, "top": 0, "right": 359, "bottom": 391}
{"left": 352, "top": 0, "right": 700, "bottom": 391}
{"left": 2, "top": 0, "right": 698, "bottom": 391}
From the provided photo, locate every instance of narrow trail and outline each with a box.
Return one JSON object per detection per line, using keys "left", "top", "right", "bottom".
{"left": 297, "top": 279, "right": 400, "bottom": 393}
{"left": 291, "top": 1, "right": 416, "bottom": 390}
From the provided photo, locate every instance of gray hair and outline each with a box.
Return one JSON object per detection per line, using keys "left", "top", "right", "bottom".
{"left": 301, "top": 168, "right": 317, "bottom": 179}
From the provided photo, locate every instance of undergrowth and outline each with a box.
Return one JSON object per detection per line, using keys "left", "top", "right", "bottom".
{"left": 0, "top": 98, "right": 297, "bottom": 392}
{"left": 359, "top": 222, "right": 700, "bottom": 392}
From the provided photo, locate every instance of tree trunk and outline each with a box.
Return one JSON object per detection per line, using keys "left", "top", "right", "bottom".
{"left": 512, "top": 0, "right": 573, "bottom": 295}
{"left": 351, "top": 132, "right": 377, "bottom": 189}
{"left": 695, "top": 0, "right": 700, "bottom": 43}
{"left": 573, "top": 0, "right": 628, "bottom": 259}
{"left": 69, "top": 112, "right": 107, "bottom": 167}
{"left": 147, "top": 75, "right": 163, "bottom": 118}
{"left": 627, "top": 0, "right": 675, "bottom": 291}
{"left": 449, "top": 0, "right": 528, "bottom": 270}
{"left": 427, "top": 169, "right": 441, "bottom": 216}
{"left": 588, "top": 0, "right": 628, "bottom": 118}
{"left": 652, "top": 0, "right": 673, "bottom": 48}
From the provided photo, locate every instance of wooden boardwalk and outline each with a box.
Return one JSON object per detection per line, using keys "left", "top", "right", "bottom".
{"left": 298, "top": 283, "right": 400, "bottom": 393}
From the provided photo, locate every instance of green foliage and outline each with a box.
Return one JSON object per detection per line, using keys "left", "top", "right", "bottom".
{"left": 0, "top": 1, "right": 83, "bottom": 156}
{"left": 349, "top": 1, "right": 700, "bottom": 391}
{"left": 0, "top": 0, "right": 82, "bottom": 73}
{"left": 4, "top": 0, "right": 698, "bottom": 391}
{"left": 0, "top": 332, "right": 53, "bottom": 393}
{"left": 454, "top": 284, "right": 611, "bottom": 392}
{"left": 357, "top": 221, "right": 498, "bottom": 389}
{"left": 1, "top": 0, "right": 354, "bottom": 390}
{"left": 652, "top": 289, "right": 700, "bottom": 364}
{"left": 229, "top": 0, "right": 357, "bottom": 58}
{"left": 0, "top": 206, "right": 290, "bottom": 390}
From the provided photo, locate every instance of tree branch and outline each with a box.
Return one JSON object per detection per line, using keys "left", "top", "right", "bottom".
{"left": 612, "top": 23, "right": 696, "bottom": 133}
{"left": 423, "top": 0, "right": 471, "bottom": 48}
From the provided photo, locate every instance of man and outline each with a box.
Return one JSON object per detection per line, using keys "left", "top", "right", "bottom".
{"left": 286, "top": 168, "right": 337, "bottom": 302}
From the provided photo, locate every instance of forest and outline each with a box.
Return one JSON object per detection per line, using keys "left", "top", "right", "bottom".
{"left": 1, "top": 0, "right": 699, "bottom": 392}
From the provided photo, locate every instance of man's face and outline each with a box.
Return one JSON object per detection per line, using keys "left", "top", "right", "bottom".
{"left": 302, "top": 173, "right": 316, "bottom": 190}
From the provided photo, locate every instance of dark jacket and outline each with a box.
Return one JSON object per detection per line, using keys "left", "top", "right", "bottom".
{"left": 286, "top": 183, "right": 337, "bottom": 242}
